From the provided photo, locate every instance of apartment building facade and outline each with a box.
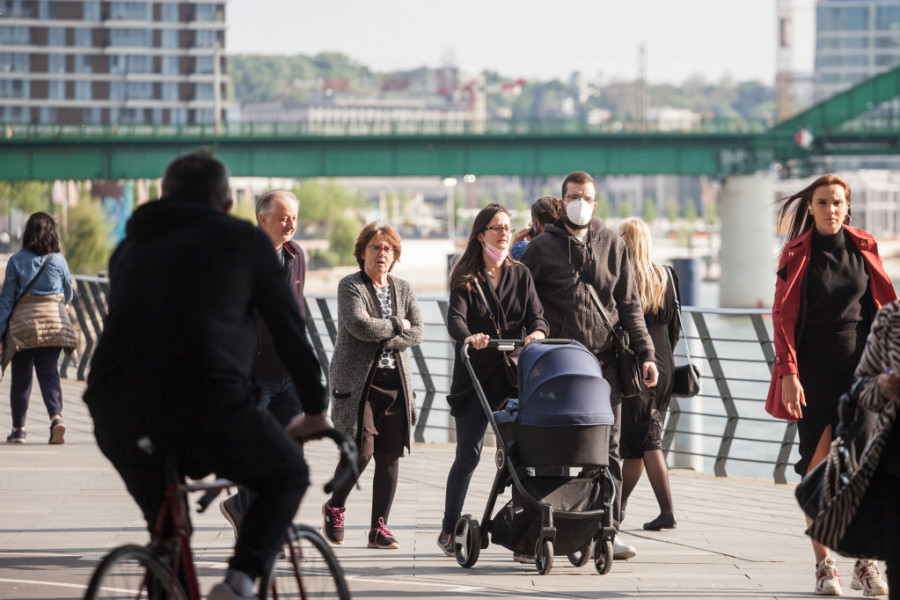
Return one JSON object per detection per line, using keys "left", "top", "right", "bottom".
{"left": 0, "top": 0, "right": 227, "bottom": 125}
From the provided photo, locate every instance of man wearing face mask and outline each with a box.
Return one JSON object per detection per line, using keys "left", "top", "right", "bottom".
{"left": 520, "top": 170, "right": 658, "bottom": 561}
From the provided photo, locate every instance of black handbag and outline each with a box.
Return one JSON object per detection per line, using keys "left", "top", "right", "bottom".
{"left": 668, "top": 269, "right": 701, "bottom": 398}
{"left": 584, "top": 282, "right": 643, "bottom": 398}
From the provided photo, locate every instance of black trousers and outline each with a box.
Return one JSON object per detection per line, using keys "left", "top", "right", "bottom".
{"left": 89, "top": 397, "right": 308, "bottom": 581}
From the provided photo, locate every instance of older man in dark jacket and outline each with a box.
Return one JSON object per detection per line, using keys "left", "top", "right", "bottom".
{"left": 85, "top": 151, "right": 330, "bottom": 600}
{"left": 521, "top": 170, "right": 657, "bottom": 561}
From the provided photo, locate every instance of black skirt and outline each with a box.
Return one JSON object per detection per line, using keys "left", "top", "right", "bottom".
{"left": 795, "top": 321, "right": 868, "bottom": 476}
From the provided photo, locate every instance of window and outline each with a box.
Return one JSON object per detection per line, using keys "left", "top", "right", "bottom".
{"left": 170, "top": 107, "right": 187, "bottom": 124}
{"left": 83, "top": 107, "right": 102, "bottom": 124}
{"left": 0, "top": 1, "right": 28, "bottom": 18}
{"left": 876, "top": 6, "right": 900, "bottom": 31}
{"left": 109, "top": 2, "right": 151, "bottom": 21}
{"left": 38, "top": 1, "right": 57, "bottom": 19}
{"left": 818, "top": 6, "right": 870, "bottom": 32}
{"left": 194, "top": 4, "right": 218, "bottom": 21}
{"left": 48, "top": 27, "right": 66, "bottom": 46}
{"left": 161, "top": 3, "right": 178, "bottom": 22}
{"left": 2, "top": 106, "right": 29, "bottom": 123}
{"left": 128, "top": 54, "right": 152, "bottom": 73}
{"left": 161, "top": 29, "right": 178, "bottom": 49}
{"left": 0, "top": 26, "right": 30, "bottom": 44}
{"left": 161, "top": 56, "right": 179, "bottom": 75}
{"left": 39, "top": 107, "right": 57, "bottom": 124}
{"left": 74, "top": 54, "right": 93, "bottom": 74}
{"left": 194, "top": 109, "right": 214, "bottom": 123}
{"left": 74, "top": 28, "right": 92, "bottom": 47}
{"left": 0, "top": 53, "right": 29, "bottom": 72}
{"left": 0, "top": 79, "right": 29, "bottom": 99}
{"left": 110, "top": 81, "right": 125, "bottom": 101}
{"left": 110, "top": 28, "right": 151, "bottom": 47}
{"left": 75, "top": 80, "right": 92, "bottom": 100}
{"left": 875, "top": 55, "right": 900, "bottom": 67}
{"left": 152, "top": 107, "right": 163, "bottom": 124}
{"left": 48, "top": 79, "right": 65, "bottom": 99}
{"left": 48, "top": 54, "right": 65, "bottom": 73}
{"left": 194, "top": 29, "right": 217, "bottom": 48}
{"left": 83, "top": 1, "right": 100, "bottom": 21}
{"left": 127, "top": 81, "right": 154, "bottom": 99}
{"left": 195, "top": 83, "right": 214, "bottom": 100}
{"left": 195, "top": 55, "right": 214, "bottom": 74}
{"left": 162, "top": 82, "right": 178, "bottom": 101}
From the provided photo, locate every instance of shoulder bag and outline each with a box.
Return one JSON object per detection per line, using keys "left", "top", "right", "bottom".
{"left": 668, "top": 268, "right": 701, "bottom": 398}
{"left": 583, "top": 282, "right": 643, "bottom": 398}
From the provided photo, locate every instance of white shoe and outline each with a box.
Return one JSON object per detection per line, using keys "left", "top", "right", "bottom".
{"left": 208, "top": 582, "right": 257, "bottom": 600}
{"left": 815, "top": 556, "right": 843, "bottom": 596}
{"left": 612, "top": 535, "right": 636, "bottom": 560}
{"left": 851, "top": 560, "right": 889, "bottom": 597}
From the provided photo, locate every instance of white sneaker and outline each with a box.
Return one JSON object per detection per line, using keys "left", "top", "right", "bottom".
{"left": 815, "top": 556, "right": 843, "bottom": 596}
{"left": 851, "top": 560, "right": 889, "bottom": 597}
{"left": 208, "top": 582, "right": 257, "bottom": 600}
{"left": 612, "top": 535, "right": 636, "bottom": 560}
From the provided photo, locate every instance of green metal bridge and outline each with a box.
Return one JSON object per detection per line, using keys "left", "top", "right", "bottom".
{"left": 3, "top": 65, "right": 900, "bottom": 181}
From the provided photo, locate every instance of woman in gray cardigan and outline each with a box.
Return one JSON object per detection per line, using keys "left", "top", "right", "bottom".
{"left": 323, "top": 223, "right": 424, "bottom": 551}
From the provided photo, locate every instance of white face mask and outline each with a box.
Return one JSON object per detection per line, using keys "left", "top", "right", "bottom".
{"left": 482, "top": 240, "right": 509, "bottom": 262}
{"left": 565, "top": 199, "right": 595, "bottom": 227}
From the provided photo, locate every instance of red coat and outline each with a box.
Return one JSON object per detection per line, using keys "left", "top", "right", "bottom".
{"left": 765, "top": 225, "right": 897, "bottom": 421}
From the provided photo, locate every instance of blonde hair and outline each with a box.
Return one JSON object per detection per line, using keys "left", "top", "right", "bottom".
{"left": 619, "top": 217, "right": 667, "bottom": 314}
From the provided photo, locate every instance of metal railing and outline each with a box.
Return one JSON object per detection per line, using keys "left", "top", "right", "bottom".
{"left": 67, "top": 277, "right": 796, "bottom": 484}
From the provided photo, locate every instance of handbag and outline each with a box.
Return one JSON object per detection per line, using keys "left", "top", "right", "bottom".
{"left": 473, "top": 278, "right": 518, "bottom": 390}
{"left": 583, "top": 282, "right": 643, "bottom": 398}
{"left": 668, "top": 268, "right": 701, "bottom": 398}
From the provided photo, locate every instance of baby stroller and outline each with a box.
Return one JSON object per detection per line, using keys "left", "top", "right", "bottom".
{"left": 450, "top": 338, "right": 617, "bottom": 575}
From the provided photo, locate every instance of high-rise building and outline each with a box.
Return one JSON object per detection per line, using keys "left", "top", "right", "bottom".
{"left": 0, "top": 1, "right": 227, "bottom": 125}
{"left": 814, "top": 0, "right": 900, "bottom": 101}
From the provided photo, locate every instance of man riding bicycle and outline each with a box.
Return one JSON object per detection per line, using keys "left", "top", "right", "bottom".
{"left": 84, "top": 151, "right": 330, "bottom": 600}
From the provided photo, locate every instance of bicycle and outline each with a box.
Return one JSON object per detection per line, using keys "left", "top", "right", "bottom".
{"left": 83, "top": 428, "right": 358, "bottom": 600}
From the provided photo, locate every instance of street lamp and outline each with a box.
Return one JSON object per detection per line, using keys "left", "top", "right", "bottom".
{"left": 443, "top": 177, "right": 457, "bottom": 239}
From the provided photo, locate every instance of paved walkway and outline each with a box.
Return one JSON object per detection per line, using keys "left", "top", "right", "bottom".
{"left": 0, "top": 378, "right": 863, "bottom": 600}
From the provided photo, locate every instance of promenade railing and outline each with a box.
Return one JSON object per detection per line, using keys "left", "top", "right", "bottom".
{"left": 68, "top": 277, "right": 797, "bottom": 484}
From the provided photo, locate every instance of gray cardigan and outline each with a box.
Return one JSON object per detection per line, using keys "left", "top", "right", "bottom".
{"left": 329, "top": 271, "right": 424, "bottom": 451}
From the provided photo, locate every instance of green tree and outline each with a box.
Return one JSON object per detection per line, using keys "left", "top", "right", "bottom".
{"left": 0, "top": 181, "right": 53, "bottom": 216}
{"left": 684, "top": 200, "right": 699, "bottom": 223}
{"left": 617, "top": 201, "right": 633, "bottom": 219}
{"left": 595, "top": 191, "right": 611, "bottom": 220}
{"left": 62, "top": 201, "right": 112, "bottom": 275}
{"left": 665, "top": 198, "right": 680, "bottom": 222}
{"left": 642, "top": 196, "right": 657, "bottom": 223}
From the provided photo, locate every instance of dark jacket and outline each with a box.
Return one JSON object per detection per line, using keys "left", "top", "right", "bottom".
{"left": 765, "top": 225, "right": 897, "bottom": 421}
{"left": 520, "top": 218, "right": 654, "bottom": 364}
{"left": 447, "top": 262, "right": 549, "bottom": 413}
{"left": 253, "top": 240, "right": 308, "bottom": 380}
{"left": 84, "top": 200, "right": 327, "bottom": 417}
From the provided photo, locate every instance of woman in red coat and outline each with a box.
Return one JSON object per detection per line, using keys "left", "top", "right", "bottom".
{"left": 766, "top": 174, "right": 896, "bottom": 596}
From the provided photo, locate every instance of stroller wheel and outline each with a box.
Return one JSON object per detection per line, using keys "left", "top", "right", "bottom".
{"left": 567, "top": 541, "right": 592, "bottom": 567}
{"left": 454, "top": 515, "right": 480, "bottom": 568}
{"left": 535, "top": 539, "right": 553, "bottom": 575}
{"left": 593, "top": 539, "right": 613, "bottom": 575}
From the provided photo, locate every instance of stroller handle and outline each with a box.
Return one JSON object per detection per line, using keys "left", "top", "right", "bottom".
{"left": 460, "top": 337, "right": 573, "bottom": 360}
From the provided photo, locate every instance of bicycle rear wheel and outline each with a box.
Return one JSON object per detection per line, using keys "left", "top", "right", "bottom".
{"left": 260, "top": 524, "right": 350, "bottom": 600}
{"left": 84, "top": 544, "right": 187, "bottom": 600}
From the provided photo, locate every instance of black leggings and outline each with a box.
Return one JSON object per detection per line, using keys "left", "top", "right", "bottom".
{"left": 332, "top": 452, "right": 399, "bottom": 529}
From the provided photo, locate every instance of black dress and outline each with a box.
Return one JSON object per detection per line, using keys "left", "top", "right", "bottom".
{"left": 620, "top": 269, "right": 681, "bottom": 458}
{"left": 795, "top": 228, "right": 874, "bottom": 476}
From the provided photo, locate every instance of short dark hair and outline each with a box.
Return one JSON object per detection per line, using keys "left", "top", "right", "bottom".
{"left": 161, "top": 150, "right": 230, "bottom": 208}
{"left": 23, "top": 212, "right": 61, "bottom": 255}
{"left": 531, "top": 196, "right": 560, "bottom": 226}
{"left": 561, "top": 171, "right": 595, "bottom": 198}
{"left": 353, "top": 222, "right": 402, "bottom": 271}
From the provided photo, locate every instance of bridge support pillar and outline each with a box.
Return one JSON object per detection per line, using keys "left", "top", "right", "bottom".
{"left": 718, "top": 173, "right": 776, "bottom": 308}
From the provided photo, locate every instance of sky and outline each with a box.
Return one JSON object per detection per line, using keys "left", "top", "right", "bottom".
{"left": 226, "top": 0, "right": 818, "bottom": 85}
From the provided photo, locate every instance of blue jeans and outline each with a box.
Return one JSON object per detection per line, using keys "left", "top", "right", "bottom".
{"left": 233, "top": 376, "right": 303, "bottom": 513}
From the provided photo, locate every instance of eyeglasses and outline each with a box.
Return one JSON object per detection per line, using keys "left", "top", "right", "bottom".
{"left": 564, "top": 194, "right": 596, "bottom": 203}
{"left": 483, "top": 225, "right": 515, "bottom": 234}
{"left": 367, "top": 244, "right": 394, "bottom": 255}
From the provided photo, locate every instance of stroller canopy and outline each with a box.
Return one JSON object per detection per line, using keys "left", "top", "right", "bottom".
{"left": 516, "top": 340, "right": 614, "bottom": 427}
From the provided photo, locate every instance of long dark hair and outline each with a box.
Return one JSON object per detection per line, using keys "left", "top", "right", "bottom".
{"left": 449, "top": 204, "right": 513, "bottom": 291}
{"left": 777, "top": 174, "right": 851, "bottom": 242}
{"left": 22, "top": 212, "right": 61, "bottom": 255}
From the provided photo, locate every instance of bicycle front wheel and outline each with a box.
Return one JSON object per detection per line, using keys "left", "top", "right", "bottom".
{"left": 260, "top": 524, "right": 350, "bottom": 600}
{"left": 84, "top": 544, "right": 187, "bottom": 600}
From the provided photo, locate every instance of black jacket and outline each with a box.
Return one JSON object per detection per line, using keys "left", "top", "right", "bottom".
{"left": 520, "top": 218, "right": 654, "bottom": 364}
{"left": 447, "top": 262, "right": 549, "bottom": 413}
{"left": 84, "top": 200, "right": 327, "bottom": 416}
